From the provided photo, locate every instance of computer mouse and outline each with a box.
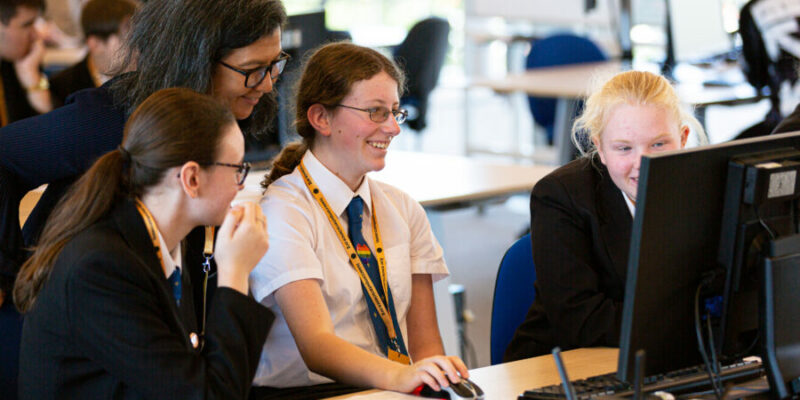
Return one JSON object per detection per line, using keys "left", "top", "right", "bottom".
{"left": 414, "top": 377, "right": 485, "bottom": 399}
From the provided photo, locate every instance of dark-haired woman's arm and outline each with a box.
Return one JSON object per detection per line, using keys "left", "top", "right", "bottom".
{"left": 0, "top": 87, "right": 125, "bottom": 296}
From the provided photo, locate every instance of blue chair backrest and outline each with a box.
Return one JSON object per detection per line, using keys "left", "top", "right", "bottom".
{"left": 526, "top": 33, "right": 607, "bottom": 138}
{"left": 490, "top": 233, "right": 536, "bottom": 365}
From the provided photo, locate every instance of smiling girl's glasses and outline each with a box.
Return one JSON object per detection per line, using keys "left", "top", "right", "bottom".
{"left": 335, "top": 104, "right": 408, "bottom": 124}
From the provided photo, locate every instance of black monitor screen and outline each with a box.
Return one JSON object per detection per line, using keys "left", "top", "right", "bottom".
{"left": 617, "top": 130, "right": 800, "bottom": 381}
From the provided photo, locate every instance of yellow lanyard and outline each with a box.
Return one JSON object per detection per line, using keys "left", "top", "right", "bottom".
{"left": 299, "top": 161, "right": 408, "bottom": 363}
{"left": 134, "top": 198, "right": 166, "bottom": 273}
{"left": 135, "top": 198, "right": 214, "bottom": 350}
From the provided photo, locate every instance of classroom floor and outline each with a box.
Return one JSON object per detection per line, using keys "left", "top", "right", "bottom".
{"left": 391, "top": 65, "right": 774, "bottom": 368}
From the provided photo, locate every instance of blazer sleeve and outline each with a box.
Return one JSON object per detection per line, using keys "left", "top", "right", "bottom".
{"left": 0, "top": 87, "right": 125, "bottom": 290}
{"left": 0, "top": 87, "right": 124, "bottom": 188}
{"left": 528, "top": 173, "right": 621, "bottom": 349}
{"left": 66, "top": 248, "right": 273, "bottom": 400}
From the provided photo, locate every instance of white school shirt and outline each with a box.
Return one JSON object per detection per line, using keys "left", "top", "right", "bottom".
{"left": 250, "top": 150, "right": 449, "bottom": 387}
{"left": 622, "top": 189, "right": 635, "bottom": 217}
{"left": 155, "top": 223, "right": 181, "bottom": 279}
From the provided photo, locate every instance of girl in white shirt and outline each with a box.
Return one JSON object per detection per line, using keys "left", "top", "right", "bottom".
{"left": 249, "top": 42, "right": 468, "bottom": 398}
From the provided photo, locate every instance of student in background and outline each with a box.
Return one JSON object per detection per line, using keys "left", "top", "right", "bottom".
{"left": 249, "top": 42, "right": 468, "bottom": 399}
{"left": 50, "top": 0, "right": 138, "bottom": 106}
{"left": 505, "top": 70, "right": 707, "bottom": 361}
{"left": 15, "top": 88, "right": 273, "bottom": 399}
{"left": 0, "top": 0, "right": 52, "bottom": 126}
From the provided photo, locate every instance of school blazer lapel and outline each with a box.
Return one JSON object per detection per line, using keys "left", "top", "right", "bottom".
{"left": 110, "top": 199, "right": 197, "bottom": 347}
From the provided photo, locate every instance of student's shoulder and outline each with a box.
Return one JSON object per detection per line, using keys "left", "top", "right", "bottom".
{"left": 536, "top": 156, "right": 602, "bottom": 192}
{"left": 53, "top": 218, "right": 146, "bottom": 289}
{"left": 368, "top": 177, "right": 420, "bottom": 211}
{"left": 59, "top": 220, "right": 131, "bottom": 266}
{"left": 261, "top": 170, "right": 316, "bottom": 211}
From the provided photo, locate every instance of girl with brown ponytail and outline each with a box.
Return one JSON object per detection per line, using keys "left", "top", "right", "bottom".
{"left": 248, "top": 42, "right": 469, "bottom": 399}
{"left": 14, "top": 88, "right": 273, "bottom": 399}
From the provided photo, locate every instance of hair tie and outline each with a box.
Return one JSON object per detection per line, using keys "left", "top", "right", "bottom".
{"left": 118, "top": 145, "right": 132, "bottom": 170}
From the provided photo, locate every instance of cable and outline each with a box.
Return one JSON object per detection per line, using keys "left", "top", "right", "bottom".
{"left": 706, "top": 311, "right": 721, "bottom": 374}
{"left": 694, "top": 282, "right": 724, "bottom": 400}
{"left": 755, "top": 204, "right": 777, "bottom": 239}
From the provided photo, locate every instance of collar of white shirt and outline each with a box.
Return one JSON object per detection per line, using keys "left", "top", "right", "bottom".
{"left": 302, "top": 150, "right": 373, "bottom": 219}
{"left": 621, "top": 188, "right": 635, "bottom": 217}
{"left": 154, "top": 225, "right": 182, "bottom": 279}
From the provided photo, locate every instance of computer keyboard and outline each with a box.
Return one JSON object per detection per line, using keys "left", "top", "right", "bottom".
{"left": 519, "top": 358, "right": 763, "bottom": 399}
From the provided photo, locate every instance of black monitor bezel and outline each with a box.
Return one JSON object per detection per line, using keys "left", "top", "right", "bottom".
{"left": 617, "top": 130, "right": 800, "bottom": 381}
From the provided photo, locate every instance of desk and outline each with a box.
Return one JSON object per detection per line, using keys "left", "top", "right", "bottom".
{"left": 20, "top": 185, "right": 46, "bottom": 227}
{"left": 327, "top": 347, "right": 619, "bottom": 399}
{"left": 470, "top": 61, "right": 762, "bottom": 165}
{"left": 238, "top": 151, "right": 554, "bottom": 359}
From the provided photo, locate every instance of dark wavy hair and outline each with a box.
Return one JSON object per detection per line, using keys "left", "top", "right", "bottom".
{"left": 109, "top": 0, "right": 286, "bottom": 138}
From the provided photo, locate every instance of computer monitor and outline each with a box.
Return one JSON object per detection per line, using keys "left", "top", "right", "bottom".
{"left": 617, "top": 131, "right": 800, "bottom": 394}
{"left": 662, "top": 0, "right": 734, "bottom": 74}
{"left": 265, "top": 10, "right": 330, "bottom": 156}
{"left": 282, "top": 11, "right": 327, "bottom": 63}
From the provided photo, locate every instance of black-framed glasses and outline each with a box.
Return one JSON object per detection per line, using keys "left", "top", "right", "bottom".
{"left": 219, "top": 51, "right": 290, "bottom": 88}
{"left": 206, "top": 161, "right": 251, "bottom": 185}
{"left": 335, "top": 104, "right": 408, "bottom": 124}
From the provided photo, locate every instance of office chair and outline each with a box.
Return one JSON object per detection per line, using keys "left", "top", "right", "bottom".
{"left": 490, "top": 233, "right": 536, "bottom": 365}
{"left": 526, "top": 33, "right": 607, "bottom": 145}
{"left": 393, "top": 17, "right": 450, "bottom": 133}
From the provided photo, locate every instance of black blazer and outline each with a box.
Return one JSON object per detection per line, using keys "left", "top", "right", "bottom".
{"left": 19, "top": 199, "right": 274, "bottom": 399}
{"left": 504, "top": 157, "right": 632, "bottom": 361}
{"left": 50, "top": 56, "right": 97, "bottom": 107}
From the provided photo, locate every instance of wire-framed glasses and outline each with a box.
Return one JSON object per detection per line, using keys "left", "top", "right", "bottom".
{"left": 335, "top": 104, "right": 408, "bottom": 124}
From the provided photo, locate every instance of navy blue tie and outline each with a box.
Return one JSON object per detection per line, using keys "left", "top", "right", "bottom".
{"left": 346, "top": 196, "right": 408, "bottom": 358}
{"left": 167, "top": 267, "right": 182, "bottom": 306}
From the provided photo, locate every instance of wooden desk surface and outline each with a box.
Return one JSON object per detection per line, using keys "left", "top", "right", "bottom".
{"left": 472, "top": 61, "right": 620, "bottom": 98}
{"left": 328, "top": 347, "right": 619, "bottom": 399}
{"left": 240, "top": 151, "right": 554, "bottom": 209}
{"left": 20, "top": 185, "right": 46, "bottom": 227}
{"left": 471, "top": 61, "right": 760, "bottom": 107}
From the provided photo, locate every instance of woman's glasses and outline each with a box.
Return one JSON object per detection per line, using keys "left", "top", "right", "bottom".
{"left": 335, "top": 104, "right": 408, "bottom": 124}
{"left": 219, "top": 52, "right": 291, "bottom": 88}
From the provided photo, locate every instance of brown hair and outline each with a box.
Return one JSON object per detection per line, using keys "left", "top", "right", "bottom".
{"left": 0, "top": 0, "right": 44, "bottom": 24}
{"left": 14, "top": 88, "right": 235, "bottom": 312}
{"left": 80, "top": 0, "right": 138, "bottom": 40}
{"left": 262, "top": 42, "right": 405, "bottom": 188}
